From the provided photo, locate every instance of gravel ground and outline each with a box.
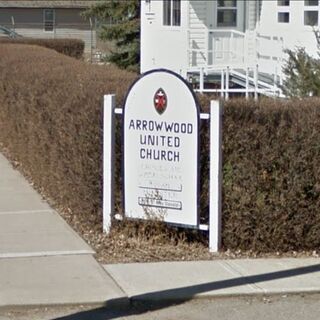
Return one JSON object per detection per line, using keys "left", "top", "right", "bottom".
{"left": 56, "top": 204, "right": 319, "bottom": 264}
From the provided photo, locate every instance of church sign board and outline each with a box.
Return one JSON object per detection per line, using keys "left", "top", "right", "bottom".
{"left": 123, "top": 69, "right": 199, "bottom": 227}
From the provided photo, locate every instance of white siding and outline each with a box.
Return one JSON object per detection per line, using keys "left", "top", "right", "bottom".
{"left": 247, "top": 0, "right": 258, "bottom": 30}
{"left": 141, "top": 0, "right": 189, "bottom": 75}
{"left": 188, "top": 1, "right": 208, "bottom": 67}
{"left": 258, "top": 0, "right": 318, "bottom": 57}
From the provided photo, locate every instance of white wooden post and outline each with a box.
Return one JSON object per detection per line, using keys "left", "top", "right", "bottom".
{"left": 254, "top": 64, "right": 258, "bottom": 100}
{"left": 11, "top": 16, "right": 15, "bottom": 32}
{"left": 103, "top": 94, "right": 115, "bottom": 233}
{"left": 205, "top": 30, "right": 209, "bottom": 67}
{"left": 209, "top": 100, "right": 223, "bottom": 253}
{"left": 274, "top": 66, "right": 278, "bottom": 97}
{"left": 221, "top": 69, "right": 224, "bottom": 98}
{"left": 230, "top": 32, "right": 234, "bottom": 61}
{"left": 226, "top": 67, "right": 230, "bottom": 100}
{"left": 245, "top": 67, "right": 249, "bottom": 99}
{"left": 200, "top": 67, "right": 204, "bottom": 92}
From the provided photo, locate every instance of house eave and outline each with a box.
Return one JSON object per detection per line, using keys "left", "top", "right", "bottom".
{"left": 0, "top": 1, "right": 99, "bottom": 9}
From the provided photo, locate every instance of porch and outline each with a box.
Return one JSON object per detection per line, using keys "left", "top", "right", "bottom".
{"left": 186, "top": 28, "right": 285, "bottom": 98}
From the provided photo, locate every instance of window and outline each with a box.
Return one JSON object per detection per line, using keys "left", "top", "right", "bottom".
{"left": 305, "top": 0, "right": 319, "bottom": 5}
{"left": 217, "top": 0, "right": 237, "bottom": 27}
{"left": 163, "top": 0, "right": 181, "bottom": 26}
{"left": 304, "top": 10, "right": 318, "bottom": 25}
{"left": 277, "top": 0, "right": 290, "bottom": 6}
{"left": 44, "top": 9, "right": 55, "bottom": 32}
{"left": 278, "top": 12, "right": 290, "bottom": 23}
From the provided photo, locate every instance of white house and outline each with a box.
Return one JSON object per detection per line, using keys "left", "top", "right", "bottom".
{"left": 141, "top": 0, "right": 320, "bottom": 97}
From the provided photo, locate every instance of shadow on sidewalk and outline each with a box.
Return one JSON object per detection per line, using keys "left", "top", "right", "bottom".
{"left": 53, "top": 263, "right": 320, "bottom": 320}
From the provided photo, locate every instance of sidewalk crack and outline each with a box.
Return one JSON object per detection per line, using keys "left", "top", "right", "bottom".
{"left": 222, "top": 260, "right": 264, "bottom": 292}
{"left": 102, "top": 267, "right": 129, "bottom": 297}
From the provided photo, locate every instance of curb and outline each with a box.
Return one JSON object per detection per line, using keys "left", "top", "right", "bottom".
{"left": 0, "top": 297, "right": 131, "bottom": 311}
{"left": 129, "top": 289, "right": 320, "bottom": 303}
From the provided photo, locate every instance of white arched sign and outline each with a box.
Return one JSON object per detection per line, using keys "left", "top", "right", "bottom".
{"left": 123, "top": 69, "right": 199, "bottom": 227}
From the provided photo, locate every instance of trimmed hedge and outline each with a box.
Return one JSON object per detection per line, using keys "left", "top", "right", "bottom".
{"left": 0, "top": 38, "right": 85, "bottom": 59}
{"left": 0, "top": 44, "right": 136, "bottom": 221}
{"left": 0, "top": 44, "right": 319, "bottom": 252}
{"left": 221, "top": 98, "right": 320, "bottom": 251}
{"left": 197, "top": 95, "right": 320, "bottom": 251}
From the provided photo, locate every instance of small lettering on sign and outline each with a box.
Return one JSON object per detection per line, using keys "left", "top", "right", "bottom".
{"left": 138, "top": 197, "right": 182, "bottom": 210}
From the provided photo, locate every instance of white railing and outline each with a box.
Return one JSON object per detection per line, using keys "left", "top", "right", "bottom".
{"left": 207, "top": 29, "right": 247, "bottom": 66}
{"left": 187, "top": 28, "right": 285, "bottom": 97}
{"left": 188, "top": 29, "right": 248, "bottom": 68}
{"left": 188, "top": 28, "right": 284, "bottom": 70}
{"left": 188, "top": 66, "right": 283, "bottom": 99}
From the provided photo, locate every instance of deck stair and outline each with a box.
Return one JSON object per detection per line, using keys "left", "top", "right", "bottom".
{"left": 187, "top": 65, "right": 283, "bottom": 98}
{"left": 187, "top": 28, "right": 284, "bottom": 98}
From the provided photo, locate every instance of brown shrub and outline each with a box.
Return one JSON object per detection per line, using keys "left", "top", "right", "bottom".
{"left": 197, "top": 96, "right": 320, "bottom": 251}
{"left": 0, "top": 38, "right": 85, "bottom": 59}
{"left": 220, "top": 98, "right": 320, "bottom": 251}
{"left": 0, "top": 44, "right": 136, "bottom": 225}
{"left": 0, "top": 44, "right": 319, "bottom": 252}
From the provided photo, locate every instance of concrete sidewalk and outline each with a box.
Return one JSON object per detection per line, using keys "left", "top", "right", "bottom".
{"left": 104, "top": 258, "right": 320, "bottom": 302}
{"left": 0, "top": 151, "right": 319, "bottom": 309}
{"left": 0, "top": 153, "right": 126, "bottom": 307}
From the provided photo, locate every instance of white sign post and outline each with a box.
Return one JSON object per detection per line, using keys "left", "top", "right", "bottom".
{"left": 103, "top": 95, "right": 115, "bottom": 233}
{"left": 123, "top": 70, "right": 199, "bottom": 227}
{"left": 103, "top": 70, "right": 223, "bottom": 252}
{"left": 209, "top": 100, "right": 223, "bottom": 252}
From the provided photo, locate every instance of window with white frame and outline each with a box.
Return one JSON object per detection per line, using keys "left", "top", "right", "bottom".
{"left": 305, "top": 0, "right": 319, "bottom": 6}
{"left": 163, "top": 0, "right": 181, "bottom": 26}
{"left": 304, "top": 10, "right": 318, "bottom": 25}
{"left": 277, "top": 0, "right": 290, "bottom": 6}
{"left": 217, "top": 0, "right": 237, "bottom": 27}
{"left": 277, "top": 0, "right": 290, "bottom": 24}
{"left": 44, "top": 9, "right": 55, "bottom": 32}
{"left": 278, "top": 12, "right": 290, "bottom": 23}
